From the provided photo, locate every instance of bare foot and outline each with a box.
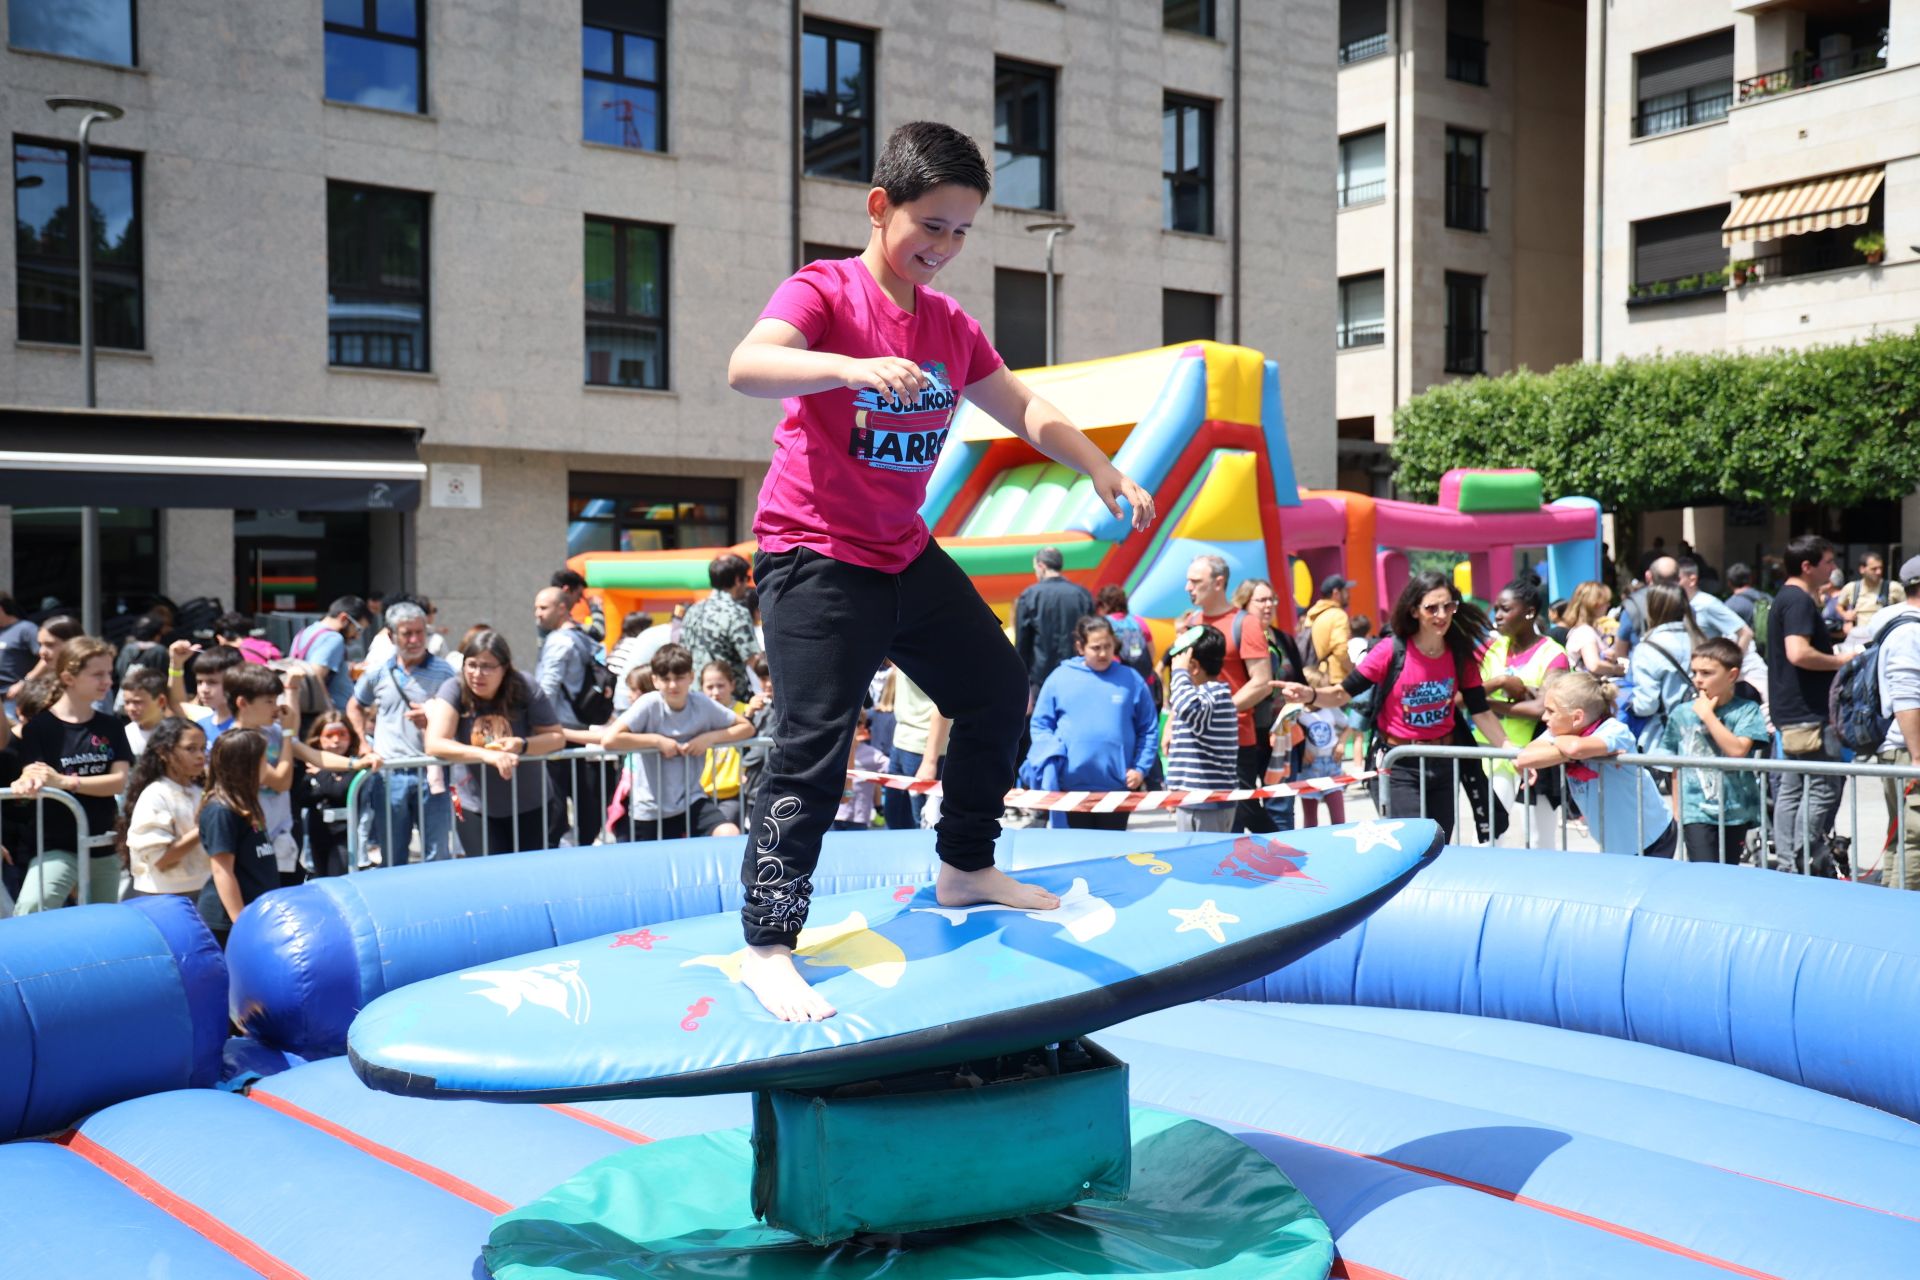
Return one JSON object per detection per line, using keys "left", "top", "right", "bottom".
{"left": 739, "top": 944, "right": 837, "bottom": 1022}
{"left": 935, "top": 863, "right": 1060, "bottom": 912}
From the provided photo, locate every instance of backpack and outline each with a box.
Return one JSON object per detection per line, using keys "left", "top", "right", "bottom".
{"left": 1831, "top": 614, "right": 1920, "bottom": 753}
{"left": 1109, "top": 614, "right": 1156, "bottom": 690}
{"left": 1747, "top": 592, "right": 1771, "bottom": 649}
{"left": 565, "top": 630, "right": 617, "bottom": 726}
{"left": 1295, "top": 608, "right": 1327, "bottom": 686}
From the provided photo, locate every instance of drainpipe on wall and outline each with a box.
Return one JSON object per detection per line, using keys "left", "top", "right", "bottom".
{"left": 790, "top": 0, "right": 803, "bottom": 273}
{"left": 1389, "top": 0, "right": 1403, "bottom": 420}
{"left": 1591, "top": 0, "right": 1608, "bottom": 362}
{"left": 1231, "top": 0, "right": 1243, "bottom": 344}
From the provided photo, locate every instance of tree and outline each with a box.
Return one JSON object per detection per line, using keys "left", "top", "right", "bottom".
{"left": 1390, "top": 331, "right": 1920, "bottom": 513}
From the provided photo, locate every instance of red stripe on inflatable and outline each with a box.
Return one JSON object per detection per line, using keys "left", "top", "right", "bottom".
{"left": 248, "top": 1091, "right": 513, "bottom": 1214}
{"left": 543, "top": 1103, "right": 655, "bottom": 1145}
{"left": 1712, "top": 1165, "right": 1920, "bottom": 1226}
{"left": 64, "top": 1130, "right": 310, "bottom": 1279}
{"left": 1330, "top": 1260, "right": 1407, "bottom": 1280}
{"left": 1211, "top": 1118, "right": 1787, "bottom": 1280}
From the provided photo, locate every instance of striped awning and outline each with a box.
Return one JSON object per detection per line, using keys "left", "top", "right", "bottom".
{"left": 1721, "top": 168, "right": 1884, "bottom": 247}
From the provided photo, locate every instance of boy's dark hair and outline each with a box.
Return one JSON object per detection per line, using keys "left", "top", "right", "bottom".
{"left": 872, "top": 121, "right": 991, "bottom": 204}
{"left": 1784, "top": 534, "right": 1834, "bottom": 579}
{"left": 707, "top": 553, "right": 751, "bottom": 591}
{"left": 650, "top": 643, "right": 694, "bottom": 679}
{"left": 748, "top": 652, "right": 770, "bottom": 680}
{"left": 1351, "top": 614, "right": 1373, "bottom": 638}
{"left": 16, "top": 673, "right": 58, "bottom": 720}
{"left": 620, "top": 611, "right": 653, "bottom": 639}
{"left": 130, "top": 612, "right": 166, "bottom": 642}
{"left": 551, "top": 569, "right": 586, "bottom": 593}
{"left": 1694, "top": 637, "right": 1743, "bottom": 671}
{"left": 194, "top": 645, "right": 245, "bottom": 679}
{"left": 326, "top": 595, "right": 368, "bottom": 622}
{"left": 123, "top": 666, "right": 170, "bottom": 703}
{"left": 223, "top": 662, "right": 283, "bottom": 709}
{"left": 1727, "top": 562, "right": 1753, "bottom": 589}
{"left": 212, "top": 611, "right": 254, "bottom": 641}
{"left": 1188, "top": 624, "right": 1227, "bottom": 678}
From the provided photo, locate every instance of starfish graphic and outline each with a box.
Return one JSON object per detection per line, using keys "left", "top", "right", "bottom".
{"left": 1168, "top": 899, "right": 1240, "bottom": 945}
{"left": 1334, "top": 819, "right": 1406, "bottom": 853}
{"left": 610, "top": 928, "right": 666, "bottom": 951}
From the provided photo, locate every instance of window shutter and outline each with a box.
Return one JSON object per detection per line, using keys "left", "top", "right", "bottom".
{"left": 1636, "top": 30, "right": 1733, "bottom": 101}
{"left": 1634, "top": 206, "right": 1730, "bottom": 283}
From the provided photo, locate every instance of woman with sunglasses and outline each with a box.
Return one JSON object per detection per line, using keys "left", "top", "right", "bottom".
{"left": 1278, "top": 570, "right": 1508, "bottom": 839}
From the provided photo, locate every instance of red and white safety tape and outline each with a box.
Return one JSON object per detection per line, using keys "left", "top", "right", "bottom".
{"left": 846, "top": 769, "right": 1376, "bottom": 815}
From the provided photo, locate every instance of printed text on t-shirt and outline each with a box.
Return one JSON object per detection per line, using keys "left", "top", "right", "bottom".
{"left": 847, "top": 362, "right": 954, "bottom": 474}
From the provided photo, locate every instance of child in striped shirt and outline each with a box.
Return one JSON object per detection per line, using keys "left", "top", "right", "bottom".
{"left": 1166, "top": 625, "right": 1238, "bottom": 833}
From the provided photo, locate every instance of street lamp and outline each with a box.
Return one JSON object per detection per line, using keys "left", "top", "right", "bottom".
{"left": 48, "top": 96, "right": 124, "bottom": 638}
{"left": 1025, "top": 220, "right": 1074, "bottom": 367}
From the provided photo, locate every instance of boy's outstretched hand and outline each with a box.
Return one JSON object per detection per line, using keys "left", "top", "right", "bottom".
{"left": 1096, "top": 465, "right": 1156, "bottom": 531}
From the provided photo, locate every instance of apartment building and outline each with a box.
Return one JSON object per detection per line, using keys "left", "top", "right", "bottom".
{"left": 1587, "top": 0, "right": 1920, "bottom": 567}
{"left": 1333, "top": 0, "right": 1586, "bottom": 495}
{"left": 0, "top": 0, "right": 1334, "bottom": 646}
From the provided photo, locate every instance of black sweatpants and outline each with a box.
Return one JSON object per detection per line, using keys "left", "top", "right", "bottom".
{"left": 741, "top": 541, "right": 1027, "bottom": 948}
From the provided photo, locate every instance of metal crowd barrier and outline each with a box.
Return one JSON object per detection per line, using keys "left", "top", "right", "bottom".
{"left": 1378, "top": 743, "right": 1920, "bottom": 886}
{"left": 0, "top": 787, "right": 106, "bottom": 909}
{"left": 344, "top": 739, "right": 772, "bottom": 868}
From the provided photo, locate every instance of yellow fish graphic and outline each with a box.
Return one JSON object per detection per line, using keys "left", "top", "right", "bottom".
{"left": 683, "top": 911, "right": 906, "bottom": 989}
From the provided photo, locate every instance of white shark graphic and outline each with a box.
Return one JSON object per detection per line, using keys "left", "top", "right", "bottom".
{"left": 462, "top": 960, "right": 592, "bottom": 1025}
{"left": 911, "top": 877, "right": 1116, "bottom": 943}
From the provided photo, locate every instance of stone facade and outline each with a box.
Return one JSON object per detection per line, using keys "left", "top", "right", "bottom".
{"left": 0, "top": 0, "right": 1334, "bottom": 647}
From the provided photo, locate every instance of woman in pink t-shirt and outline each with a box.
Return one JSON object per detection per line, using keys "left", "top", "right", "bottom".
{"left": 722, "top": 122, "right": 1155, "bottom": 1024}
{"left": 1277, "top": 571, "right": 1509, "bottom": 840}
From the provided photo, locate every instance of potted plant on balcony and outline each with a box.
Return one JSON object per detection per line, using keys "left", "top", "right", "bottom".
{"left": 1729, "top": 259, "right": 1758, "bottom": 288}
{"left": 1854, "top": 232, "right": 1886, "bottom": 266}
{"left": 1704, "top": 267, "right": 1729, "bottom": 289}
{"left": 1649, "top": 280, "right": 1672, "bottom": 297}
{"left": 1676, "top": 274, "right": 1702, "bottom": 294}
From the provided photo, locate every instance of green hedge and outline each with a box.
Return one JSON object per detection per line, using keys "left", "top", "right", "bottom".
{"left": 1389, "top": 329, "right": 1920, "bottom": 512}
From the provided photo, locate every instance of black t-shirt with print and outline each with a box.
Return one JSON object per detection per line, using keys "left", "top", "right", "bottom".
{"left": 16, "top": 710, "right": 132, "bottom": 854}
{"left": 196, "top": 800, "right": 278, "bottom": 932}
{"left": 1764, "top": 583, "right": 1834, "bottom": 726}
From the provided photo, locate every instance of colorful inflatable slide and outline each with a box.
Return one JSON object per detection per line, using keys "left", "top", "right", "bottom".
{"left": 570, "top": 342, "right": 1604, "bottom": 649}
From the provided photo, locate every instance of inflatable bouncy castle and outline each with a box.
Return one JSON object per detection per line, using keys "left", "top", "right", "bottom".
{"left": 566, "top": 342, "right": 1604, "bottom": 653}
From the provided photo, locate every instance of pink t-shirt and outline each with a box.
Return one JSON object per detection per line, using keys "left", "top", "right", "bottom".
{"left": 1356, "top": 639, "right": 1484, "bottom": 740}
{"left": 752, "top": 257, "right": 1003, "bottom": 573}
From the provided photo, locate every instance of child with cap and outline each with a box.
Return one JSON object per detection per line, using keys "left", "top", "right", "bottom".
{"left": 1165, "top": 625, "right": 1238, "bottom": 833}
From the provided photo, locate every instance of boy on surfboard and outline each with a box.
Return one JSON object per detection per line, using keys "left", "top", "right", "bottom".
{"left": 726, "top": 121, "right": 1156, "bottom": 1021}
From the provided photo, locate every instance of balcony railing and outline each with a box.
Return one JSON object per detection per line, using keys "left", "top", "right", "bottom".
{"left": 1339, "top": 32, "right": 1389, "bottom": 65}
{"left": 1444, "top": 327, "right": 1485, "bottom": 374}
{"left": 1748, "top": 238, "right": 1877, "bottom": 282}
{"left": 1625, "top": 269, "right": 1730, "bottom": 307}
{"left": 1446, "top": 34, "right": 1488, "bottom": 86}
{"left": 1737, "top": 44, "right": 1886, "bottom": 102}
{"left": 1338, "top": 178, "right": 1386, "bottom": 207}
{"left": 1446, "top": 183, "right": 1487, "bottom": 232}
{"left": 1633, "top": 92, "right": 1732, "bottom": 138}
{"left": 1338, "top": 322, "right": 1386, "bottom": 349}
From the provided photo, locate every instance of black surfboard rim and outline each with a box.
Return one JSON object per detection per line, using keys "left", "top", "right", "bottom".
{"left": 348, "top": 829, "right": 1442, "bottom": 1103}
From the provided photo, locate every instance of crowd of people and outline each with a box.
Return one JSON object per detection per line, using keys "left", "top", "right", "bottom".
{"left": 1, "top": 529, "right": 1913, "bottom": 936}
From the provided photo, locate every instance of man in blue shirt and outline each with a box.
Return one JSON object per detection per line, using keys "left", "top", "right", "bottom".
{"left": 0, "top": 595, "right": 41, "bottom": 708}
{"left": 291, "top": 595, "right": 367, "bottom": 714}
{"left": 349, "top": 602, "right": 456, "bottom": 863}
{"left": 1613, "top": 556, "right": 1750, "bottom": 656}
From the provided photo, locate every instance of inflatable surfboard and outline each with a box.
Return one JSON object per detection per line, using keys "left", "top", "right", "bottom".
{"left": 349, "top": 820, "right": 1442, "bottom": 1102}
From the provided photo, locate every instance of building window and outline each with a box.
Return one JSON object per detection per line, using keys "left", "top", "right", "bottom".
{"left": 325, "top": 0, "right": 426, "bottom": 113}
{"left": 802, "top": 20, "right": 874, "bottom": 182}
{"left": 7, "top": 0, "right": 135, "bottom": 65}
{"left": 13, "top": 138, "right": 143, "bottom": 350}
{"left": 1444, "top": 128, "right": 1485, "bottom": 232}
{"left": 1629, "top": 205, "right": 1731, "bottom": 304}
{"left": 568, "top": 473, "right": 735, "bottom": 557}
{"left": 994, "top": 60, "right": 1055, "bottom": 211}
{"left": 1444, "top": 271, "right": 1485, "bottom": 374}
{"left": 582, "top": 0, "right": 665, "bottom": 151}
{"left": 1337, "top": 273, "right": 1384, "bottom": 349}
{"left": 1163, "top": 289, "right": 1217, "bottom": 344}
{"left": 327, "top": 182, "right": 429, "bottom": 372}
{"left": 1737, "top": 18, "right": 1885, "bottom": 102}
{"left": 1446, "top": 0, "right": 1488, "bottom": 86}
{"left": 1164, "top": 0, "right": 1215, "bottom": 38}
{"left": 235, "top": 510, "right": 377, "bottom": 619}
{"left": 585, "top": 217, "right": 668, "bottom": 390}
{"left": 14, "top": 505, "right": 158, "bottom": 616}
{"left": 1338, "top": 128, "right": 1386, "bottom": 207}
{"left": 1338, "top": 0, "right": 1388, "bottom": 64}
{"left": 1162, "top": 94, "right": 1213, "bottom": 235}
{"left": 995, "top": 268, "right": 1049, "bottom": 371}
{"left": 1635, "top": 30, "right": 1733, "bottom": 137}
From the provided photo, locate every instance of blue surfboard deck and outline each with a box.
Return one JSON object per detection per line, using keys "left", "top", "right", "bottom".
{"left": 348, "top": 820, "right": 1441, "bottom": 1102}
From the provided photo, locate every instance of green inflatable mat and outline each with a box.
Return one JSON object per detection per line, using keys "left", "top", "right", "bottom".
{"left": 484, "top": 1106, "right": 1334, "bottom": 1280}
